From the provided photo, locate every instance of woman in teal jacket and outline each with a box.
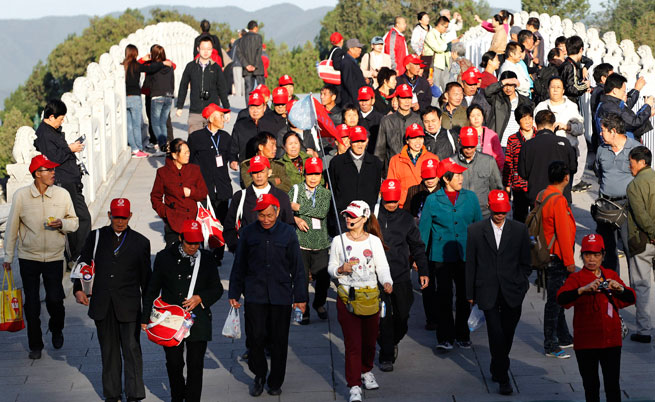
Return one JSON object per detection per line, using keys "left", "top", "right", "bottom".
{"left": 419, "top": 158, "right": 482, "bottom": 351}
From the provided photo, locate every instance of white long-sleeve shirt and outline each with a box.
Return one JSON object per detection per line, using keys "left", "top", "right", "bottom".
{"left": 410, "top": 25, "right": 430, "bottom": 55}
{"left": 534, "top": 99, "right": 584, "bottom": 147}
{"left": 328, "top": 233, "right": 393, "bottom": 289}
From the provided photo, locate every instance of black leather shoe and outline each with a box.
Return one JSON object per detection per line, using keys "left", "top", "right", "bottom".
{"left": 267, "top": 387, "right": 282, "bottom": 396}
{"left": 316, "top": 306, "right": 328, "bottom": 320}
{"left": 28, "top": 350, "right": 42, "bottom": 360}
{"left": 379, "top": 361, "right": 394, "bottom": 372}
{"left": 249, "top": 377, "right": 265, "bottom": 397}
{"left": 630, "top": 333, "right": 652, "bottom": 343}
{"left": 499, "top": 381, "right": 513, "bottom": 395}
{"left": 52, "top": 332, "right": 64, "bottom": 349}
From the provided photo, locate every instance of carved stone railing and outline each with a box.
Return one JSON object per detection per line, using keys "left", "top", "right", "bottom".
{"left": 462, "top": 11, "right": 655, "bottom": 147}
{"left": 5, "top": 21, "right": 198, "bottom": 220}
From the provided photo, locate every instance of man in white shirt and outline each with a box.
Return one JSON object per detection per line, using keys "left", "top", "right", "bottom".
{"left": 499, "top": 42, "right": 531, "bottom": 98}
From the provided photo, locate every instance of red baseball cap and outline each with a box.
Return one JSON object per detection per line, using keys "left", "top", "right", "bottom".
{"left": 404, "top": 54, "right": 423, "bottom": 67}
{"left": 358, "top": 86, "right": 374, "bottom": 101}
{"left": 405, "top": 123, "right": 424, "bottom": 139}
{"left": 248, "top": 155, "right": 270, "bottom": 173}
{"left": 460, "top": 126, "right": 479, "bottom": 147}
{"left": 181, "top": 220, "right": 204, "bottom": 243}
{"left": 395, "top": 83, "right": 413, "bottom": 98}
{"left": 253, "top": 193, "right": 280, "bottom": 211}
{"left": 461, "top": 67, "right": 482, "bottom": 85}
{"left": 581, "top": 234, "right": 605, "bottom": 253}
{"left": 202, "top": 103, "right": 229, "bottom": 119}
{"left": 272, "top": 87, "right": 289, "bottom": 105}
{"left": 248, "top": 91, "right": 265, "bottom": 106}
{"left": 286, "top": 99, "right": 297, "bottom": 114}
{"left": 255, "top": 84, "right": 270, "bottom": 99}
{"left": 110, "top": 198, "right": 131, "bottom": 217}
{"left": 336, "top": 124, "right": 351, "bottom": 138}
{"left": 29, "top": 154, "right": 59, "bottom": 174}
{"left": 349, "top": 126, "right": 368, "bottom": 142}
{"left": 279, "top": 74, "right": 294, "bottom": 86}
{"left": 488, "top": 190, "right": 511, "bottom": 213}
{"left": 330, "top": 32, "right": 343, "bottom": 45}
{"left": 381, "top": 179, "right": 401, "bottom": 202}
{"left": 304, "top": 157, "right": 323, "bottom": 174}
{"left": 436, "top": 157, "right": 467, "bottom": 178}
{"left": 421, "top": 158, "right": 439, "bottom": 179}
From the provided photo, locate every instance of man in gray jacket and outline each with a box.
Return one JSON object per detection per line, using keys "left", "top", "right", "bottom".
{"left": 374, "top": 83, "right": 421, "bottom": 174}
{"left": 454, "top": 126, "right": 502, "bottom": 218}
{"left": 237, "top": 20, "right": 264, "bottom": 102}
{"left": 626, "top": 145, "right": 655, "bottom": 344}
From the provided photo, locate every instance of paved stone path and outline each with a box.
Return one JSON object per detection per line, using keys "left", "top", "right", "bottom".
{"left": 1, "top": 95, "right": 654, "bottom": 402}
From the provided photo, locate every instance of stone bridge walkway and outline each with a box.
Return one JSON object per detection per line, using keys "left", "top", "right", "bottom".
{"left": 1, "top": 95, "right": 654, "bottom": 402}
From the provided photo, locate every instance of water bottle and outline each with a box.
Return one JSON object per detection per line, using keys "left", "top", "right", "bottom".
{"left": 380, "top": 301, "right": 386, "bottom": 318}
{"left": 294, "top": 307, "right": 303, "bottom": 323}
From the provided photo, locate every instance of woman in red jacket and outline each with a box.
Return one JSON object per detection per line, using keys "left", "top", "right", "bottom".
{"left": 557, "top": 234, "right": 635, "bottom": 402}
{"left": 151, "top": 138, "right": 208, "bottom": 245}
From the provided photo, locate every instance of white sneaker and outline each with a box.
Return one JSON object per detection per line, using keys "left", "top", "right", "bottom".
{"left": 349, "top": 385, "right": 362, "bottom": 402}
{"left": 361, "top": 371, "right": 379, "bottom": 390}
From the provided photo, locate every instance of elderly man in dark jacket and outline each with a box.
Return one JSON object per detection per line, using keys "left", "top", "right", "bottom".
{"left": 228, "top": 91, "right": 278, "bottom": 166}
{"left": 484, "top": 72, "right": 534, "bottom": 145}
{"left": 142, "top": 220, "right": 223, "bottom": 402}
{"left": 237, "top": 20, "right": 265, "bottom": 101}
{"left": 74, "top": 198, "right": 151, "bottom": 402}
{"left": 376, "top": 179, "right": 429, "bottom": 372}
{"left": 339, "top": 38, "right": 368, "bottom": 107}
{"left": 396, "top": 54, "right": 432, "bottom": 111}
{"left": 422, "top": 106, "right": 459, "bottom": 160}
{"left": 229, "top": 194, "right": 308, "bottom": 397}
{"left": 466, "top": 190, "right": 531, "bottom": 396}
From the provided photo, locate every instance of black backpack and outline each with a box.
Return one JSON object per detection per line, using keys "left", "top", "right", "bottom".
{"left": 532, "top": 65, "right": 558, "bottom": 104}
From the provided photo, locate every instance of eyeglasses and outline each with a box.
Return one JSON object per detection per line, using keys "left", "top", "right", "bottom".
{"left": 37, "top": 168, "right": 55, "bottom": 172}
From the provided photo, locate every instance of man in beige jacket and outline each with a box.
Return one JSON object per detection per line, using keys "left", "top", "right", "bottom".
{"left": 3, "top": 155, "right": 78, "bottom": 359}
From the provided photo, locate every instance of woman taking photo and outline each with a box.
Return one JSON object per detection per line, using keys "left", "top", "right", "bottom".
{"left": 374, "top": 67, "right": 398, "bottom": 115}
{"left": 466, "top": 105, "right": 505, "bottom": 171}
{"left": 479, "top": 51, "right": 500, "bottom": 89}
{"left": 151, "top": 138, "right": 208, "bottom": 245}
{"left": 477, "top": 15, "right": 507, "bottom": 60}
{"left": 328, "top": 200, "right": 393, "bottom": 402}
{"left": 145, "top": 44, "right": 175, "bottom": 152}
{"left": 557, "top": 234, "right": 635, "bottom": 402}
{"left": 122, "top": 44, "right": 170, "bottom": 158}
{"left": 142, "top": 220, "right": 223, "bottom": 402}
{"left": 419, "top": 158, "right": 481, "bottom": 350}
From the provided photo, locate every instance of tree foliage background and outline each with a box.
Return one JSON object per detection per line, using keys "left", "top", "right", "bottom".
{"left": 520, "top": 0, "right": 590, "bottom": 22}
{"left": 595, "top": 0, "right": 655, "bottom": 50}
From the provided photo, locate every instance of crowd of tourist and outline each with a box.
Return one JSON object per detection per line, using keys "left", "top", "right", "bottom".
{"left": 4, "top": 10, "right": 655, "bottom": 402}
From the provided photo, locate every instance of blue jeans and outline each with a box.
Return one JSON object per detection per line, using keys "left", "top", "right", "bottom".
{"left": 126, "top": 95, "right": 143, "bottom": 152}
{"left": 150, "top": 97, "right": 173, "bottom": 147}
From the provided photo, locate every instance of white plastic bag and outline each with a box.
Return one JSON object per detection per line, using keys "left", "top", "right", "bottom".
{"left": 468, "top": 305, "right": 486, "bottom": 332}
{"left": 221, "top": 307, "right": 242, "bottom": 339}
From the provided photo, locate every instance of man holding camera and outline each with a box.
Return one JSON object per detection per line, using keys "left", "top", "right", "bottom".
{"left": 176, "top": 37, "right": 231, "bottom": 133}
{"left": 34, "top": 99, "right": 91, "bottom": 262}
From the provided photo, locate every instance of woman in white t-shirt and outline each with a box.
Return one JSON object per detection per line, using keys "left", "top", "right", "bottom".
{"left": 328, "top": 200, "right": 393, "bottom": 402}
{"left": 533, "top": 76, "right": 587, "bottom": 190}
{"left": 360, "top": 37, "right": 392, "bottom": 88}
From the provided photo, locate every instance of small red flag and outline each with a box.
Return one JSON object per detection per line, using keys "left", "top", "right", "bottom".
{"left": 312, "top": 98, "right": 344, "bottom": 145}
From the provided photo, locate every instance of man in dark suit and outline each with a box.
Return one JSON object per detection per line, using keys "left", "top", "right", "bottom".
{"left": 73, "top": 198, "right": 151, "bottom": 402}
{"left": 228, "top": 194, "right": 308, "bottom": 397}
{"left": 465, "top": 190, "right": 531, "bottom": 396}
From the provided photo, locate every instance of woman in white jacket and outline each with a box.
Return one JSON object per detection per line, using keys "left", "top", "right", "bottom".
{"left": 410, "top": 12, "right": 431, "bottom": 55}
{"left": 533, "top": 76, "right": 588, "bottom": 191}
{"left": 328, "top": 200, "right": 393, "bottom": 402}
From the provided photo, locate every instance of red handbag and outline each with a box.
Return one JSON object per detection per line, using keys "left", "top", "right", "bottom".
{"left": 317, "top": 48, "right": 342, "bottom": 85}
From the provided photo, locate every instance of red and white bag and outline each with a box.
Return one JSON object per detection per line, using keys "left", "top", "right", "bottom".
{"left": 146, "top": 252, "right": 201, "bottom": 347}
{"left": 317, "top": 48, "right": 341, "bottom": 85}
{"left": 196, "top": 195, "right": 225, "bottom": 249}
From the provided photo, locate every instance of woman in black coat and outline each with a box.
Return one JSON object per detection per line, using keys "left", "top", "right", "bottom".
{"left": 142, "top": 221, "right": 223, "bottom": 402}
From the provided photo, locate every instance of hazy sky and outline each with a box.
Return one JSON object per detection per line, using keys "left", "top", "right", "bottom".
{"left": 3, "top": 0, "right": 604, "bottom": 19}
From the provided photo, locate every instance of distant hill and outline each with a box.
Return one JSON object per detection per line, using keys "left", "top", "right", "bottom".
{"left": 0, "top": 3, "right": 331, "bottom": 108}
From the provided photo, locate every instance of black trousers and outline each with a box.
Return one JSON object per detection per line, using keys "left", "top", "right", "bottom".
{"left": 544, "top": 261, "right": 572, "bottom": 352}
{"left": 300, "top": 248, "right": 330, "bottom": 318}
{"left": 58, "top": 181, "right": 91, "bottom": 261}
{"left": 596, "top": 212, "right": 629, "bottom": 272}
{"left": 164, "top": 223, "right": 180, "bottom": 247}
{"left": 421, "top": 262, "right": 438, "bottom": 326}
{"left": 163, "top": 340, "right": 208, "bottom": 402}
{"left": 245, "top": 302, "right": 291, "bottom": 389}
{"left": 575, "top": 347, "right": 622, "bottom": 402}
{"left": 483, "top": 292, "right": 522, "bottom": 383}
{"left": 378, "top": 280, "right": 414, "bottom": 362}
{"left": 94, "top": 300, "right": 145, "bottom": 401}
{"left": 434, "top": 261, "right": 470, "bottom": 343}
{"left": 244, "top": 75, "right": 264, "bottom": 103}
{"left": 19, "top": 259, "right": 65, "bottom": 351}
{"left": 511, "top": 189, "right": 530, "bottom": 224}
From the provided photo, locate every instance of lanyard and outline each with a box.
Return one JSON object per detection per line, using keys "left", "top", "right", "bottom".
{"left": 209, "top": 132, "right": 220, "bottom": 155}
{"left": 114, "top": 232, "right": 127, "bottom": 256}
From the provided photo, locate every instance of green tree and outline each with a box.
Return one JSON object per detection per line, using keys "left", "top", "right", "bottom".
{"left": 597, "top": 0, "right": 655, "bottom": 49}
{"left": 521, "top": 0, "right": 590, "bottom": 22}
{"left": 0, "top": 108, "right": 32, "bottom": 176}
